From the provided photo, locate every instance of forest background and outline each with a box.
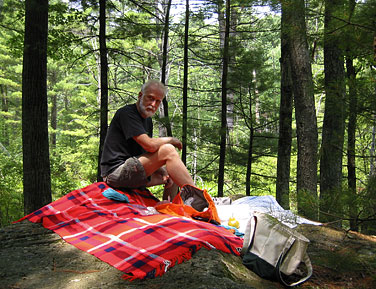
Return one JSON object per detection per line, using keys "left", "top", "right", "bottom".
{"left": 0, "top": 0, "right": 375, "bottom": 235}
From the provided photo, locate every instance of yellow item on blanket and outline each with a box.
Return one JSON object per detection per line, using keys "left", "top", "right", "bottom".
{"left": 228, "top": 217, "right": 240, "bottom": 229}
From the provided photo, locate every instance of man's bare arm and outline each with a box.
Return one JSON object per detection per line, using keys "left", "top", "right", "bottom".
{"left": 133, "top": 134, "right": 182, "bottom": 152}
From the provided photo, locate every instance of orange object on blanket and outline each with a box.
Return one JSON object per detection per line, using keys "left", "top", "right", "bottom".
{"left": 155, "top": 184, "right": 221, "bottom": 225}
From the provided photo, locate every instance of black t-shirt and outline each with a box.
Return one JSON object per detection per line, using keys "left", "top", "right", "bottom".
{"left": 100, "top": 103, "right": 153, "bottom": 177}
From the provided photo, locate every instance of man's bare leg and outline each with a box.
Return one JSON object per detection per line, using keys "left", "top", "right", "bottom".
{"left": 138, "top": 144, "right": 195, "bottom": 187}
{"left": 145, "top": 167, "right": 179, "bottom": 200}
{"left": 163, "top": 183, "right": 179, "bottom": 201}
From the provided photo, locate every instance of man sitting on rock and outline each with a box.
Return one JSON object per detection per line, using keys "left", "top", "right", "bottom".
{"left": 100, "top": 79, "right": 201, "bottom": 202}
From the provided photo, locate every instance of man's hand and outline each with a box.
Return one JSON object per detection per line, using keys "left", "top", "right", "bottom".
{"left": 169, "top": 137, "right": 182, "bottom": 150}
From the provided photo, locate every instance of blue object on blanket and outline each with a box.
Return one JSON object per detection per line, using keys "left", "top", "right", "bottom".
{"left": 102, "top": 188, "right": 129, "bottom": 203}
{"left": 220, "top": 225, "right": 244, "bottom": 237}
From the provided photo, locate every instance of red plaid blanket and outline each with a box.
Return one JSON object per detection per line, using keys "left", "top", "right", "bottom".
{"left": 18, "top": 182, "right": 243, "bottom": 280}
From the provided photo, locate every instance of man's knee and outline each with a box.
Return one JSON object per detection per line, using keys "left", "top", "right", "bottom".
{"left": 159, "top": 143, "right": 179, "bottom": 159}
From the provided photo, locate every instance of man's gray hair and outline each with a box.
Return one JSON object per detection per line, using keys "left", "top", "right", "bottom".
{"left": 141, "top": 80, "right": 167, "bottom": 97}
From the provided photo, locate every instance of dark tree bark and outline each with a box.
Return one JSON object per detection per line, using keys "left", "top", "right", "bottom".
{"left": 97, "top": 0, "right": 109, "bottom": 182}
{"left": 346, "top": 0, "right": 358, "bottom": 231}
{"left": 217, "top": 0, "right": 225, "bottom": 49}
{"left": 182, "top": 0, "right": 189, "bottom": 165}
{"left": 1, "top": 85, "right": 9, "bottom": 148}
{"left": 218, "top": 1, "right": 237, "bottom": 135}
{"left": 276, "top": 0, "right": 294, "bottom": 209}
{"left": 245, "top": 87, "right": 254, "bottom": 196}
{"left": 22, "top": 0, "right": 51, "bottom": 214}
{"left": 374, "top": 35, "right": 376, "bottom": 63}
{"left": 346, "top": 56, "right": 358, "bottom": 231}
{"left": 320, "top": 0, "right": 346, "bottom": 223}
{"left": 287, "top": 0, "right": 318, "bottom": 219}
{"left": 160, "top": 0, "right": 173, "bottom": 137}
{"left": 218, "top": 0, "right": 230, "bottom": 197}
{"left": 50, "top": 93, "right": 57, "bottom": 148}
{"left": 49, "top": 70, "right": 57, "bottom": 148}
{"left": 226, "top": 5, "right": 238, "bottom": 134}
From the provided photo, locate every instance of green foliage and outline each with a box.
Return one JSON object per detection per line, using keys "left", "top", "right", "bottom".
{"left": 318, "top": 186, "right": 347, "bottom": 224}
{"left": 314, "top": 248, "right": 366, "bottom": 274}
{"left": 50, "top": 144, "right": 97, "bottom": 199}
{"left": 0, "top": 0, "right": 24, "bottom": 58}
{"left": 359, "top": 175, "right": 376, "bottom": 234}
{"left": 48, "top": 2, "right": 84, "bottom": 60}
{"left": 296, "top": 188, "right": 319, "bottom": 220}
{"left": 0, "top": 153, "right": 23, "bottom": 226}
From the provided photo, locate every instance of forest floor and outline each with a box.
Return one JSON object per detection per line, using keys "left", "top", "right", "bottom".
{"left": 0, "top": 221, "right": 376, "bottom": 289}
{"left": 298, "top": 225, "right": 376, "bottom": 289}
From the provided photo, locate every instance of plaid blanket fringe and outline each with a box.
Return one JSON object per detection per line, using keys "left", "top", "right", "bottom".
{"left": 17, "top": 182, "right": 243, "bottom": 280}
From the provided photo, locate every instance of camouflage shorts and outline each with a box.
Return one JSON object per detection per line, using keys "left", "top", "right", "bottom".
{"left": 104, "top": 157, "right": 149, "bottom": 189}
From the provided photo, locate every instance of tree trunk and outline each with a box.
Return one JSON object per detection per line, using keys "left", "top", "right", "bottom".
{"left": 182, "top": 0, "right": 189, "bottom": 165}
{"left": 49, "top": 70, "right": 57, "bottom": 148}
{"left": 346, "top": 0, "right": 358, "bottom": 231}
{"left": 217, "top": 0, "right": 225, "bottom": 49}
{"left": 320, "top": 0, "right": 346, "bottom": 223}
{"left": 253, "top": 70, "right": 261, "bottom": 132}
{"left": 245, "top": 87, "right": 254, "bottom": 196}
{"left": 363, "top": 121, "right": 376, "bottom": 234}
{"left": 50, "top": 93, "right": 57, "bottom": 148}
{"left": 346, "top": 56, "right": 358, "bottom": 231}
{"left": 218, "top": 2, "right": 237, "bottom": 140}
{"left": 276, "top": 0, "right": 294, "bottom": 209}
{"left": 97, "top": 0, "right": 109, "bottom": 182}
{"left": 22, "top": 0, "right": 51, "bottom": 214}
{"left": 160, "top": 0, "right": 173, "bottom": 137}
{"left": 218, "top": 0, "right": 230, "bottom": 197}
{"left": 226, "top": 5, "right": 238, "bottom": 134}
{"left": 287, "top": 0, "right": 318, "bottom": 219}
{"left": 371, "top": 123, "right": 376, "bottom": 177}
{"left": 1, "top": 85, "right": 9, "bottom": 148}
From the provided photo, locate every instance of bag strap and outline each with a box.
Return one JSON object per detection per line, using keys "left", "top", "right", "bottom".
{"left": 241, "top": 215, "right": 257, "bottom": 255}
{"left": 279, "top": 252, "right": 313, "bottom": 287}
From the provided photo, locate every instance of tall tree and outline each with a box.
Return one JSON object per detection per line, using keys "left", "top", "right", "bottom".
{"left": 346, "top": 55, "right": 358, "bottom": 229}
{"left": 276, "top": 0, "right": 294, "bottom": 209}
{"left": 245, "top": 85, "right": 254, "bottom": 196}
{"left": 226, "top": 5, "right": 238, "bottom": 134}
{"left": 49, "top": 69, "right": 57, "bottom": 148}
{"left": 160, "top": 0, "right": 173, "bottom": 137}
{"left": 22, "top": 0, "right": 51, "bottom": 214}
{"left": 287, "top": 0, "right": 318, "bottom": 219}
{"left": 218, "top": 0, "right": 237, "bottom": 135}
{"left": 218, "top": 0, "right": 230, "bottom": 197}
{"left": 345, "top": 0, "right": 358, "bottom": 231}
{"left": 320, "top": 0, "right": 346, "bottom": 223}
{"left": 97, "top": 0, "right": 109, "bottom": 182}
{"left": 1, "top": 85, "right": 9, "bottom": 148}
{"left": 182, "top": 0, "right": 190, "bottom": 165}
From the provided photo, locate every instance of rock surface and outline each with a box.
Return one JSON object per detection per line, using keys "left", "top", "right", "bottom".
{"left": 1, "top": 221, "right": 376, "bottom": 289}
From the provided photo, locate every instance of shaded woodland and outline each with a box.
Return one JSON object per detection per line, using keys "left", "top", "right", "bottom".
{"left": 0, "top": 0, "right": 376, "bottom": 234}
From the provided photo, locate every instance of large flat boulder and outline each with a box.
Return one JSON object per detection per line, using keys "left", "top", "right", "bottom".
{"left": 0, "top": 221, "right": 277, "bottom": 289}
{"left": 1, "top": 220, "right": 376, "bottom": 288}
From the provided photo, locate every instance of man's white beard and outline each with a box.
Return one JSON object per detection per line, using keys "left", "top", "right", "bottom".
{"left": 139, "top": 96, "right": 155, "bottom": 118}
